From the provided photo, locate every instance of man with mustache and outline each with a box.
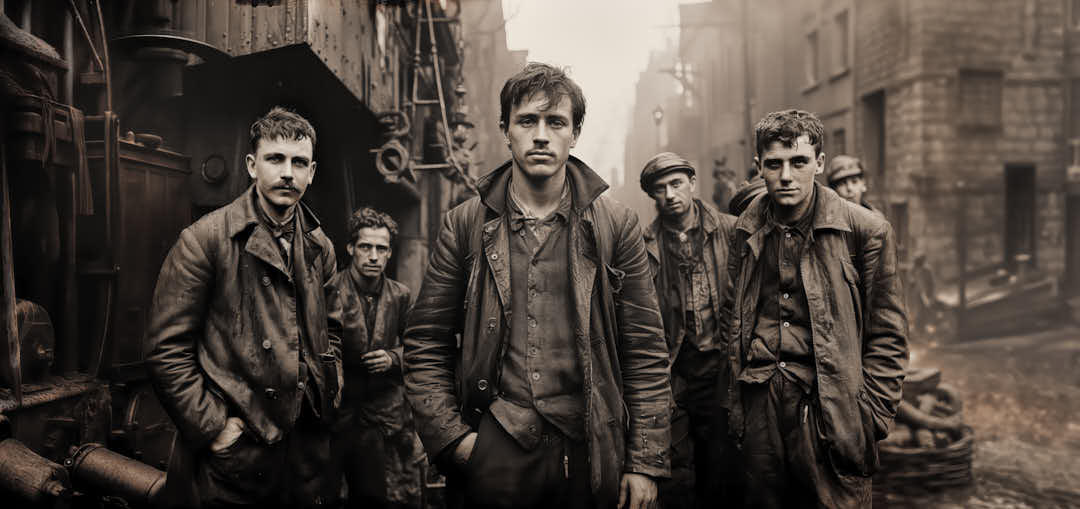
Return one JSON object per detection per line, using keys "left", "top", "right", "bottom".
{"left": 403, "top": 62, "right": 671, "bottom": 509}
{"left": 726, "top": 110, "right": 908, "bottom": 508}
{"left": 146, "top": 107, "right": 343, "bottom": 507}
{"left": 638, "top": 152, "right": 741, "bottom": 508}
{"left": 329, "top": 207, "right": 424, "bottom": 508}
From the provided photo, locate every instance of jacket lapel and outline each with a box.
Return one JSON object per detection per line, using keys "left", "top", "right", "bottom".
{"left": 481, "top": 216, "right": 512, "bottom": 323}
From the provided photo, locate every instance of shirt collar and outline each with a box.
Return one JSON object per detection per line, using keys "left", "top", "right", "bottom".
{"left": 507, "top": 178, "right": 572, "bottom": 232}
{"left": 764, "top": 187, "right": 817, "bottom": 237}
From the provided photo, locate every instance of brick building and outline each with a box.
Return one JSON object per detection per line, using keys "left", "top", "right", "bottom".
{"left": 624, "top": 0, "right": 1080, "bottom": 295}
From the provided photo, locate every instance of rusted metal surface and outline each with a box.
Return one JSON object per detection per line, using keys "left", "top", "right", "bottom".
{"left": 65, "top": 442, "right": 166, "bottom": 505}
{"left": 0, "top": 439, "right": 71, "bottom": 507}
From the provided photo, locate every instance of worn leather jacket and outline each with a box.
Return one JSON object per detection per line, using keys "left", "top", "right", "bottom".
{"left": 403, "top": 157, "right": 672, "bottom": 504}
{"left": 727, "top": 183, "right": 909, "bottom": 476}
{"left": 146, "top": 186, "right": 344, "bottom": 451}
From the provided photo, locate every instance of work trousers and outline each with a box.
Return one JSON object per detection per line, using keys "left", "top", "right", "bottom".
{"left": 660, "top": 364, "right": 742, "bottom": 509}
{"left": 447, "top": 411, "right": 593, "bottom": 509}
{"left": 740, "top": 374, "right": 871, "bottom": 509}
{"left": 195, "top": 403, "right": 334, "bottom": 508}
{"left": 330, "top": 416, "right": 424, "bottom": 509}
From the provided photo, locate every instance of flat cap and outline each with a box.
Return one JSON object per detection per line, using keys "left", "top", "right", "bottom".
{"left": 827, "top": 155, "right": 864, "bottom": 186}
{"left": 640, "top": 152, "right": 695, "bottom": 192}
{"left": 728, "top": 177, "right": 767, "bottom": 216}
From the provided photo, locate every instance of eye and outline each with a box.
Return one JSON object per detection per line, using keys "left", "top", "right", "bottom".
{"left": 764, "top": 160, "right": 782, "bottom": 170}
{"left": 376, "top": 246, "right": 390, "bottom": 254}
{"left": 267, "top": 154, "right": 285, "bottom": 163}
{"left": 549, "top": 118, "right": 567, "bottom": 128}
{"left": 517, "top": 117, "right": 535, "bottom": 127}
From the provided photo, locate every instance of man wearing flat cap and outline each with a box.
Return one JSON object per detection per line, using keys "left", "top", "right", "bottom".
{"left": 640, "top": 152, "right": 741, "bottom": 508}
{"left": 826, "top": 155, "right": 881, "bottom": 215}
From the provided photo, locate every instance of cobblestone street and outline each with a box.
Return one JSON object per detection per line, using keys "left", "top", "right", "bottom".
{"left": 878, "top": 327, "right": 1080, "bottom": 508}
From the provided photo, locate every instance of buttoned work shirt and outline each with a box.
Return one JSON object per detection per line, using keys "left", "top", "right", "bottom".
{"left": 659, "top": 203, "right": 720, "bottom": 354}
{"left": 491, "top": 182, "right": 585, "bottom": 449}
{"left": 740, "top": 193, "right": 818, "bottom": 393}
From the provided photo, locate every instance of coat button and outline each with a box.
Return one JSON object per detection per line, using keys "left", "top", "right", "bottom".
{"left": 264, "top": 388, "right": 278, "bottom": 400}
{"left": 298, "top": 381, "right": 305, "bottom": 390}
{"left": 531, "top": 372, "right": 540, "bottom": 381}
{"left": 262, "top": 340, "right": 272, "bottom": 350}
{"left": 490, "top": 253, "right": 499, "bottom": 261}
{"left": 261, "top": 275, "right": 271, "bottom": 286}
{"left": 477, "top": 379, "right": 489, "bottom": 391}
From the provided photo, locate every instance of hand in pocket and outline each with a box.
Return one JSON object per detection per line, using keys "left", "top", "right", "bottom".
{"left": 210, "top": 417, "right": 245, "bottom": 453}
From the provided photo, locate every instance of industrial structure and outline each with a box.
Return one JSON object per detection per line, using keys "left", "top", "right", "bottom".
{"left": 0, "top": 0, "right": 522, "bottom": 506}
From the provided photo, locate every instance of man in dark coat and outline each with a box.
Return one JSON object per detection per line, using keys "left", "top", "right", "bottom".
{"left": 146, "top": 107, "right": 343, "bottom": 507}
{"left": 639, "top": 152, "right": 740, "bottom": 509}
{"left": 403, "top": 62, "right": 671, "bottom": 509}
{"left": 727, "top": 110, "right": 908, "bottom": 508}
{"left": 330, "top": 207, "right": 423, "bottom": 508}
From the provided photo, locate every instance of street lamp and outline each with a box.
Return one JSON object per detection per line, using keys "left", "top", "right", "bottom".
{"left": 652, "top": 105, "right": 664, "bottom": 152}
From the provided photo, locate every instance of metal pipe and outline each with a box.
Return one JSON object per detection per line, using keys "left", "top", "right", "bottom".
{"left": 93, "top": 0, "right": 112, "bottom": 112}
{"left": 66, "top": 443, "right": 166, "bottom": 505}
{"left": 0, "top": 142, "right": 21, "bottom": 405}
{"left": 0, "top": 439, "right": 72, "bottom": 507}
{"left": 65, "top": 0, "right": 104, "bottom": 72}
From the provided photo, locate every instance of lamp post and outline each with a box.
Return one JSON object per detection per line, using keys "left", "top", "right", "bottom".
{"left": 652, "top": 105, "right": 664, "bottom": 153}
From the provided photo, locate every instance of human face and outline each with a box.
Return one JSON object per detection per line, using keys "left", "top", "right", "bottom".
{"left": 246, "top": 136, "right": 316, "bottom": 221}
{"left": 833, "top": 175, "right": 867, "bottom": 205}
{"left": 756, "top": 135, "right": 824, "bottom": 210}
{"left": 347, "top": 227, "right": 392, "bottom": 279}
{"left": 649, "top": 171, "right": 697, "bottom": 219}
{"left": 503, "top": 93, "right": 578, "bottom": 183}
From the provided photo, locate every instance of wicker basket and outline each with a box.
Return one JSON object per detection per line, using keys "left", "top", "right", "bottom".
{"left": 873, "top": 426, "right": 975, "bottom": 495}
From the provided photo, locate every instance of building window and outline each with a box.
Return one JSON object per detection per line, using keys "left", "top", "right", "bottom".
{"left": 832, "top": 128, "right": 847, "bottom": 156}
{"left": 1004, "top": 164, "right": 1036, "bottom": 269}
{"left": 834, "top": 10, "right": 850, "bottom": 73}
{"left": 805, "top": 30, "right": 819, "bottom": 87}
{"left": 958, "top": 69, "right": 1003, "bottom": 127}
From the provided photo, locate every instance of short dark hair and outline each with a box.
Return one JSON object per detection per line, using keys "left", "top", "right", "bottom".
{"left": 753, "top": 109, "right": 824, "bottom": 158}
{"left": 499, "top": 62, "right": 586, "bottom": 134}
{"left": 249, "top": 106, "right": 317, "bottom": 154}
{"left": 348, "top": 207, "right": 399, "bottom": 245}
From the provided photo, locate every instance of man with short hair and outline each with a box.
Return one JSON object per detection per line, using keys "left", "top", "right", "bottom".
{"left": 639, "top": 152, "right": 740, "bottom": 509}
{"left": 403, "top": 62, "right": 671, "bottom": 509}
{"left": 727, "top": 109, "right": 908, "bottom": 508}
{"left": 826, "top": 154, "right": 879, "bottom": 214}
{"left": 146, "top": 107, "right": 343, "bottom": 507}
{"left": 330, "top": 207, "right": 423, "bottom": 508}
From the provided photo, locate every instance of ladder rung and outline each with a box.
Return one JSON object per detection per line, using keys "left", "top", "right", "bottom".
{"left": 414, "top": 99, "right": 440, "bottom": 105}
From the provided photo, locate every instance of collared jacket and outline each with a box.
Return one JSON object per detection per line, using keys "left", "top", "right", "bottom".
{"left": 727, "top": 184, "right": 908, "bottom": 476}
{"left": 331, "top": 269, "right": 413, "bottom": 429}
{"left": 644, "top": 199, "right": 737, "bottom": 372}
{"left": 146, "top": 186, "right": 344, "bottom": 451}
{"left": 403, "top": 156, "right": 672, "bottom": 504}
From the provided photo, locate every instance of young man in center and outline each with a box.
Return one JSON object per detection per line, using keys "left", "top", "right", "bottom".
{"left": 727, "top": 109, "right": 908, "bottom": 508}
{"left": 403, "top": 62, "right": 671, "bottom": 509}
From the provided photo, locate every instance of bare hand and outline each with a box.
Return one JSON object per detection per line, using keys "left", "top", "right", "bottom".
{"left": 362, "top": 349, "right": 393, "bottom": 374}
{"left": 453, "top": 432, "right": 478, "bottom": 466}
{"left": 618, "top": 473, "right": 658, "bottom": 509}
{"left": 209, "top": 417, "right": 245, "bottom": 453}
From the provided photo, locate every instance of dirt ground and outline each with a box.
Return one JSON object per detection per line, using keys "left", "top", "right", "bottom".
{"left": 876, "top": 326, "right": 1080, "bottom": 508}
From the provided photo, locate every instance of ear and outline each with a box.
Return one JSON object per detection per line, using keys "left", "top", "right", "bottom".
{"left": 753, "top": 156, "right": 762, "bottom": 171}
{"left": 309, "top": 161, "right": 317, "bottom": 184}
{"left": 570, "top": 128, "right": 579, "bottom": 149}
{"left": 815, "top": 152, "right": 826, "bottom": 175}
{"left": 246, "top": 153, "right": 257, "bottom": 179}
{"left": 346, "top": 242, "right": 355, "bottom": 259}
{"left": 386, "top": 248, "right": 393, "bottom": 261}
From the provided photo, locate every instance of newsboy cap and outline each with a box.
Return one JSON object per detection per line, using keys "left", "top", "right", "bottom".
{"left": 728, "top": 177, "right": 767, "bottom": 216}
{"left": 826, "top": 155, "right": 865, "bottom": 186}
{"left": 640, "top": 152, "right": 696, "bottom": 192}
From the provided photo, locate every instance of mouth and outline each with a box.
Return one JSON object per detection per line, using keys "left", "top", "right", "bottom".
{"left": 273, "top": 186, "right": 298, "bottom": 194}
{"left": 526, "top": 151, "right": 555, "bottom": 161}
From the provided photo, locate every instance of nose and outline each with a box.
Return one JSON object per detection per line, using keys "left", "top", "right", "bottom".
{"left": 280, "top": 163, "right": 294, "bottom": 181}
{"left": 533, "top": 121, "right": 550, "bottom": 144}
{"left": 663, "top": 185, "right": 676, "bottom": 200}
{"left": 778, "top": 162, "right": 793, "bottom": 183}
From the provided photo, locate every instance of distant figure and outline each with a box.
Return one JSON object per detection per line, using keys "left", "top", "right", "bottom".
{"left": 826, "top": 154, "right": 882, "bottom": 215}
{"left": 909, "top": 253, "right": 949, "bottom": 336}
{"left": 330, "top": 207, "right": 423, "bottom": 508}
{"left": 728, "top": 109, "right": 909, "bottom": 507}
{"left": 639, "top": 152, "right": 742, "bottom": 509}
{"left": 712, "top": 156, "right": 738, "bottom": 214}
